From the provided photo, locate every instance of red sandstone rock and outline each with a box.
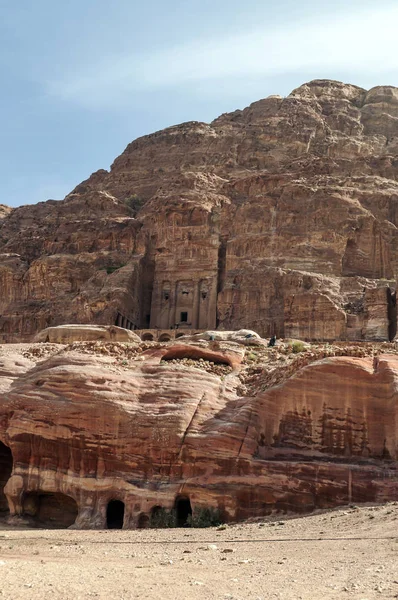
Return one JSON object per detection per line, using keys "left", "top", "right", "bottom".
{"left": 0, "top": 341, "right": 397, "bottom": 528}
{"left": 1, "top": 80, "right": 398, "bottom": 342}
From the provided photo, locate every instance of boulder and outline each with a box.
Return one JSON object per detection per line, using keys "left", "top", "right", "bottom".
{"left": 34, "top": 324, "right": 141, "bottom": 344}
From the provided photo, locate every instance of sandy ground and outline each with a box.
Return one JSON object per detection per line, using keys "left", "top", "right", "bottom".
{"left": 0, "top": 504, "right": 397, "bottom": 600}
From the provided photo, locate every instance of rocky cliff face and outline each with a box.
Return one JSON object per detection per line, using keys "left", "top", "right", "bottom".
{"left": 2, "top": 80, "right": 398, "bottom": 341}
{"left": 0, "top": 338, "right": 397, "bottom": 528}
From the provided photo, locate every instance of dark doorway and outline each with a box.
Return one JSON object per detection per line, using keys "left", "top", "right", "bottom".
{"left": 150, "top": 505, "right": 163, "bottom": 528}
{"left": 137, "top": 512, "right": 149, "bottom": 529}
{"left": 141, "top": 333, "right": 154, "bottom": 341}
{"left": 0, "top": 442, "right": 12, "bottom": 515}
{"left": 159, "top": 334, "right": 171, "bottom": 342}
{"left": 175, "top": 496, "right": 192, "bottom": 527}
{"left": 150, "top": 505, "right": 162, "bottom": 519}
{"left": 23, "top": 492, "right": 78, "bottom": 528}
{"left": 387, "top": 288, "right": 397, "bottom": 341}
{"left": 180, "top": 312, "right": 188, "bottom": 323}
{"left": 106, "top": 499, "right": 125, "bottom": 529}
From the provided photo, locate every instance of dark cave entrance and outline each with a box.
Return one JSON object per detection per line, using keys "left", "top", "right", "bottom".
{"left": 158, "top": 334, "right": 172, "bottom": 342}
{"left": 106, "top": 499, "right": 125, "bottom": 529}
{"left": 161, "top": 347, "right": 231, "bottom": 367}
{"left": 0, "top": 442, "right": 12, "bottom": 515}
{"left": 175, "top": 496, "right": 192, "bottom": 527}
{"left": 137, "top": 512, "right": 149, "bottom": 529}
{"left": 23, "top": 492, "right": 78, "bottom": 528}
{"left": 150, "top": 505, "right": 162, "bottom": 520}
{"left": 141, "top": 332, "right": 154, "bottom": 341}
{"left": 387, "top": 288, "right": 397, "bottom": 342}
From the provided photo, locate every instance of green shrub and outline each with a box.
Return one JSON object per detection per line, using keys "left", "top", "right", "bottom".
{"left": 186, "top": 507, "right": 224, "bottom": 528}
{"left": 100, "top": 264, "right": 126, "bottom": 275}
{"left": 106, "top": 266, "right": 120, "bottom": 274}
{"left": 148, "top": 505, "right": 224, "bottom": 529}
{"left": 150, "top": 508, "right": 176, "bottom": 528}
{"left": 124, "top": 194, "right": 145, "bottom": 216}
{"left": 291, "top": 341, "right": 306, "bottom": 353}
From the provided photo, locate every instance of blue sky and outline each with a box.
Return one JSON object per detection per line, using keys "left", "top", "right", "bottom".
{"left": 1, "top": 0, "right": 398, "bottom": 207}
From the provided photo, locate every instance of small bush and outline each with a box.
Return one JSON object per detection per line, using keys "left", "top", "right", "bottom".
{"left": 124, "top": 194, "right": 145, "bottom": 216}
{"left": 186, "top": 507, "right": 224, "bottom": 528}
{"left": 291, "top": 341, "right": 306, "bottom": 353}
{"left": 150, "top": 508, "right": 176, "bottom": 528}
{"left": 106, "top": 265, "right": 125, "bottom": 274}
{"left": 99, "top": 264, "right": 126, "bottom": 275}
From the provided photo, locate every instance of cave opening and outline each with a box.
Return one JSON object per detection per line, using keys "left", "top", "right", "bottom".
{"left": 161, "top": 347, "right": 231, "bottom": 366}
{"left": 151, "top": 505, "right": 162, "bottom": 518}
{"left": 0, "top": 442, "right": 12, "bottom": 515}
{"left": 158, "top": 334, "right": 171, "bottom": 342}
{"left": 141, "top": 332, "right": 154, "bottom": 341}
{"left": 23, "top": 492, "right": 78, "bottom": 528}
{"left": 387, "top": 288, "right": 397, "bottom": 342}
{"left": 106, "top": 499, "right": 125, "bottom": 529}
{"left": 175, "top": 496, "right": 192, "bottom": 527}
{"left": 137, "top": 512, "right": 149, "bottom": 529}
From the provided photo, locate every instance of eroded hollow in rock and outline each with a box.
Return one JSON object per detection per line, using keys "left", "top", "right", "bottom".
{"left": 141, "top": 333, "right": 154, "bottom": 341}
{"left": 162, "top": 347, "right": 231, "bottom": 366}
{"left": 137, "top": 512, "right": 149, "bottom": 529}
{"left": 158, "top": 334, "right": 172, "bottom": 342}
{"left": 106, "top": 499, "right": 125, "bottom": 529}
{"left": 23, "top": 492, "right": 78, "bottom": 528}
{"left": 0, "top": 442, "right": 12, "bottom": 515}
{"left": 150, "top": 505, "right": 162, "bottom": 520}
{"left": 175, "top": 496, "right": 192, "bottom": 527}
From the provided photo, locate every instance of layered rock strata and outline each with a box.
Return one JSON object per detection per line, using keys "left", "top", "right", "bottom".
{"left": 2, "top": 81, "right": 398, "bottom": 341}
{"left": 0, "top": 339, "right": 397, "bottom": 528}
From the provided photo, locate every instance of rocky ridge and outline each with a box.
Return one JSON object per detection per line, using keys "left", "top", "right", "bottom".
{"left": 0, "top": 336, "right": 397, "bottom": 528}
{"left": 2, "top": 80, "right": 398, "bottom": 341}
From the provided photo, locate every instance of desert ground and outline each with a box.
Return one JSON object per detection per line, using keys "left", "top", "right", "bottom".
{"left": 0, "top": 503, "right": 397, "bottom": 600}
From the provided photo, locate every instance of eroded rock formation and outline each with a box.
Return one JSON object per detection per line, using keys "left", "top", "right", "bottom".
{"left": 1, "top": 80, "right": 398, "bottom": 341}
{"left": 0, "top": 339, "right": 397, "bottom": 528}
{"left": 34, "top": 324, "right": 141, "bottom": 344}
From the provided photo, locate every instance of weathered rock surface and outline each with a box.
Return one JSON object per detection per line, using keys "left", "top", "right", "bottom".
{"left": 34, "top": 324, "right": 141, "bottom": 344}
{"left": 0, "top": 205, "right": 12, "bottom": 220}
{"left": 2, "top": 80, "right": 398, "bottom": 342}
{"left": 184, "top": 329, "right": 264, "bottom": 344}
{"left": 0, "top": 339, "right": 396, "bottom": 528}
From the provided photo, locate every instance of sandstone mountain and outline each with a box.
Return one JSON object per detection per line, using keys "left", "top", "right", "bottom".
{"left": 2, "top": 79, "right": 398, "bottom": 342}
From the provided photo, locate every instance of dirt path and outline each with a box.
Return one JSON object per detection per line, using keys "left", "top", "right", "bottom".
{"left": 0, "top": 503, "right": 397, "bottom": 599}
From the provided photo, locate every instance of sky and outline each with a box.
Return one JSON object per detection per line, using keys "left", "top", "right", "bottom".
{"left": 1, "top": 0, "right": 398, "bottom": 207}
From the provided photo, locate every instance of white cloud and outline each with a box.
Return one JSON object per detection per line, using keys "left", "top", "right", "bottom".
{"left": 46, "top": 5, "right": 398, "bottom": 108}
